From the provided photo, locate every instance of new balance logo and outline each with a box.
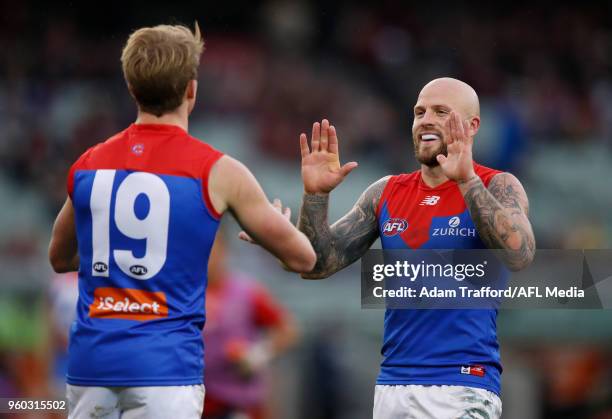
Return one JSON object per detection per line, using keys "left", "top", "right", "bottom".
{"left": 420, "top": 195, "right": 440, "bottom": 206}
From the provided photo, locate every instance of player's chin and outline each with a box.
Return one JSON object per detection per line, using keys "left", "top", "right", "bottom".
{"left": 415, "top": 151, "right": 440, "bottom": 167}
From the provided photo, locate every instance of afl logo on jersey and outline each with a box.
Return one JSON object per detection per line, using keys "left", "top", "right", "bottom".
{"left": 382, "top": 218, "right": 408, "bottom": 237}
{"left": 129, "top": 265, "right": 148, "bottom": 276}
{"left": 93, "top": 262, "right": 108, "bottom": 273}
{"left": 449, "top": 216, "right": 460, "bottom": 228}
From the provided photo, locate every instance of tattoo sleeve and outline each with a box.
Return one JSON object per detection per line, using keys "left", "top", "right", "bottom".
{"left": 459, "top": 173, "right": 536, "bottom": 270}
{"left": 297, "top": 177, "right": 389, "bottom": 279}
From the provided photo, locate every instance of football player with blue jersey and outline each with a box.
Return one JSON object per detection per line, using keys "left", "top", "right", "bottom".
{"left": 294, "top": 78, "right": 535, "bottom": 418}
{"left": 48, "top": 24, "right": 315, "bottom": 419}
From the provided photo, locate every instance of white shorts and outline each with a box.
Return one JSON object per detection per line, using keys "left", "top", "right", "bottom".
{"left": 66, "top": 384, "right": 205, "bottom": 419}
{"left": 373, "top": 384, "right": 502, "bottom": 419}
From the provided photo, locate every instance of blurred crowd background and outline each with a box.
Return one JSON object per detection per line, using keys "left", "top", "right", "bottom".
{"left": 1, "top": 1, "right": 611, "bottom": 418}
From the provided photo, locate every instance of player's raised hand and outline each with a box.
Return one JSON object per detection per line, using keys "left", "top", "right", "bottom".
{"left": 437, "top": 111, "right": 477, "bottom": 183}
{"left": 300, "top": 119, "right": 358, "bottom": 195}
{"left": 238, "top": 198, "right": 291, "bottom": 244}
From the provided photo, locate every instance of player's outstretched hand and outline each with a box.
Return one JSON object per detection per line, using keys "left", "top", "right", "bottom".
{"left": 238, "top": 198, "right": 291, "bottom": 244}
{"left": 301, "top": 119, "right": 358, "bottom": 195}
{"left": 436, "top": 111, "right": 477, "bottom": 183}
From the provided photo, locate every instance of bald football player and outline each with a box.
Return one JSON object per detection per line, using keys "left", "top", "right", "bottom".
{"left": 294, "top": 77, "right": 536, "bottom": 418}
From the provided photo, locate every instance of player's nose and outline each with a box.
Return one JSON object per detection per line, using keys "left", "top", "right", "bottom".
{"left": 417, "top": 118, "right": 436, "bottom": 131}
{"left": 419, "top": 109, "right": 437, "bottom": 126}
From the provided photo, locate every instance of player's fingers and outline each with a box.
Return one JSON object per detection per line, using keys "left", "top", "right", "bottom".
{"left": 328, "top": 125, "right": 339, "bottom": 155}
{"left": 444, "top": 115, "right": 454, "bottom": 145}
{"left": 462, "top": 120, "right": 473, "bottom": 145}
{"left": 320, "top": 119, "right": 329, "bottom": 151}
{"left": 238, "top": 231, "right": 255, "bottom": 243}
{"left": 448, "top": 112, "right": 458, "bottom": 143}
{"left": 299, "top": 133, "right": 310, "bottom": 158}
{"left": 340, "top": 161, "right": 358, "bottom": 177}
{"left": 311, "top": 122, "right": 320, "bottom": 152}
{"left": 454, "top": 112, "right": 465, "bottom": 144}
{"left": 436, "top": 154, "right": 447, "bottom": 165}
{"left": 272, "top": 198, "right": 282, "bottom": 210}
{"left": 283, "top": 206, "right": 291, "bottom": 220}
{"left": 444, "top": 117, "right": 453, "bottom": 145}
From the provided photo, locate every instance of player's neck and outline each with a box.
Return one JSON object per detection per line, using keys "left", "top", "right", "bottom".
{"left": 420, "top": 164, "right": 449, "bottom": 188}
{"left": 135, "top": 109, "right": 189, "bottom": 132}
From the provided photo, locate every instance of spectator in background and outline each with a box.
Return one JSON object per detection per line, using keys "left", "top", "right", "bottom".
{"left": 203, "top": 232, "right": 299, "bottom": 419}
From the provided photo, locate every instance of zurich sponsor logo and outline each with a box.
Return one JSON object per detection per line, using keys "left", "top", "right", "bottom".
{"left": 382, "top": 218, "right": 408, "bottom": 237}
{"left": 432, "top": 216, "right": 477, "bottom": 237}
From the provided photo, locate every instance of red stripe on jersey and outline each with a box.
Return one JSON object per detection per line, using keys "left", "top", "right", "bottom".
{"left": 377, "top": 163, "right": 502, "bottom": 249}
{"left": 67, "top": 123, "right": 224, "bottom": 219}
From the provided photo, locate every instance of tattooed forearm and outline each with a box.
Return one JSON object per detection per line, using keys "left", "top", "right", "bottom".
{"left": 297, "top": 193, "right": 334, "bottom": 278}
{"left": 459, "top": 173, "right": 536, "bottom": 271}
{"left": 297, "top": 177, "right": 389, "bottom": 279}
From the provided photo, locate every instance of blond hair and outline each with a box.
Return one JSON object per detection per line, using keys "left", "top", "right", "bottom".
{"left": 121, "top": 23, "right": 204, "bottom": 116}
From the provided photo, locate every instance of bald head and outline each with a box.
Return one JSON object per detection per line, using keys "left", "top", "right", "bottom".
{"left": 411, "top": 78, "right": 481, "bottom": 167}
{"left": 418, "top": 77, "right": 480, "bottom": 118}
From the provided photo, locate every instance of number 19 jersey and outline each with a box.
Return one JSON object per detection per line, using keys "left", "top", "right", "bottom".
{"left": 66, "top": 123, "right": 223, "bottom": 386}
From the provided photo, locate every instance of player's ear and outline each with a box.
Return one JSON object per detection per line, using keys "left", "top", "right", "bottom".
{"left": 186, "top": 80, "right": 197, "bottom": 114}
{"left": 469, "top": 116, "right": 480, "bottom": 137}
{"left": 186, "top": 80, "right": 197, "bottom": 100}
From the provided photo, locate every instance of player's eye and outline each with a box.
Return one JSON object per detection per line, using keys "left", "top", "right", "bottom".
{"left": 437, "top": 110, "right": 448, "bottom": 115}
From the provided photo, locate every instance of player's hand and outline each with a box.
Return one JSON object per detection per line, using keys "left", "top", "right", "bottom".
{"left": 300, "top": 119, "right": 358, "bottom": 195}
{"left": 225, "top": 339, "right": 272, "bottom": 379}
{"left": 238, "top": 198, "right": 291, "bottom": 244}
{"left": 436, "top": 111, "right": 477, "bottom": 183}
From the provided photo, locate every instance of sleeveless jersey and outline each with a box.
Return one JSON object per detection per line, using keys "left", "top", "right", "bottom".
{"left": 66, "top": 123, "right": 223, "bottom": 386}
{"left": 375, "top": 163, "right": 503, "bottom": 395}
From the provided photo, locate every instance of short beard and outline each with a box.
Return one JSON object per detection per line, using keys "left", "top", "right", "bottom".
{"left": 414, "top": 140, "right": 447, "bottom": 167}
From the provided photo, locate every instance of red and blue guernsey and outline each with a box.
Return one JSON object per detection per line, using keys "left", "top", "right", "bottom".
{"left": 376, "top": 163, "right": 503, "bottom": 395}
{"left": 66, "top": 123, "right": 223, "bottom": 386}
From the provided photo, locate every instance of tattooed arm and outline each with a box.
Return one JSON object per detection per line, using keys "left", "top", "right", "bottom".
{"left": 298, "top": 177, "right": 389, "bottom": 279}
{"left": 458, "top": 173, "right": 535, "bottom": 271}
